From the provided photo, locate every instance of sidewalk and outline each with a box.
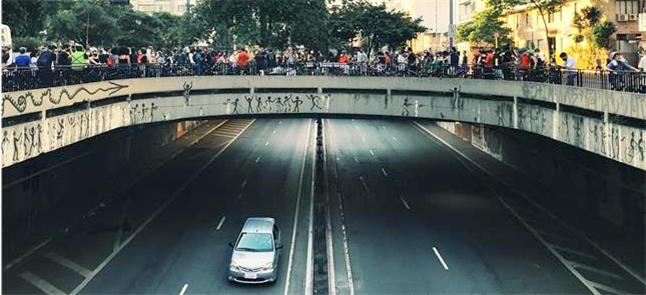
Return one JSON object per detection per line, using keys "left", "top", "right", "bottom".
{"left": 3, "top": 120, "right": 225, "bottom": 269}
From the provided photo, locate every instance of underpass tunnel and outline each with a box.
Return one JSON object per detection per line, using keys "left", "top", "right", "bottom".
{"left": 2, "top": 116, "right": 644, "bottom": 295}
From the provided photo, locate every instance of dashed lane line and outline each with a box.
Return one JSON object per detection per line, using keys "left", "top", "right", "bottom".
{"left": 369, "top": 149, "right": 375, "bottom": 157}
{"left": 216, "top": 216, "right": 226, "bottom": 231}
{"left": 399, "top": 196, "right": 411, "bottom": 210}
{"left": 358, "top": 176, "right": 370, "bottom": 194}
{"left": 392, "top": 136, "right": 398, "bottom": 142}
{"left": 68, "top": 119, "right": 255, "bottom": 295}
{"left": 179, "top": 284, "right": 189, "bottom": 295}
{"left": 19, "top": 271, "right": 66, "bottom": 295}
{"left": 256, "top": 157, "right": 261, "bottom": 163}
{"left": 240, "top": 179, "right": 248, "bottom": 189}
{"left": 380, "top": 168, "right": 389, "bottom": 177}
{"left": 432, "top": 247, "right": 449, "bottom": 271}
{"left": 44, "top": 252, "right": 93, "bottom": 278}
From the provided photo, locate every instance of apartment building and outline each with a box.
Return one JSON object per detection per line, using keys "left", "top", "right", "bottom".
{"left": 503, "top": 0, "right": 641, "bottom": 64}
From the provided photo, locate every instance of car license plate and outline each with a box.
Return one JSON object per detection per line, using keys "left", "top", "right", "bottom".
{"left": 244, "top": 273, "right": 257, "bottom": 279}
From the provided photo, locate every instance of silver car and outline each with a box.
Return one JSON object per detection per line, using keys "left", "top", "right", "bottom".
{"left": 228, "top": 217, "right": 282, "bottom": 284}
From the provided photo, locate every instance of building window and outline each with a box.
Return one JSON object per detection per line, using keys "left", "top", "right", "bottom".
{"left": 616, "top": 0, "right": 639, "bottom": 14}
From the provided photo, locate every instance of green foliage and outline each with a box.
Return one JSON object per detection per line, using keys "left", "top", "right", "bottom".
{"left": 13, "top": 36, "right": 43, "bottom": 52}
{"left": 592, "top": 21, "right": 616, "bottom": 49}
{"left": 48, "top": 0, "right": 120, "bottom": 46}
{"left": 1, "top": 0, "right": 59, "bottom": 37}
{"left": 329, "top": 1, "right": 426, "bottom": 54}
{"left": 457, "top": 4, "right": 512, "bottom": 46}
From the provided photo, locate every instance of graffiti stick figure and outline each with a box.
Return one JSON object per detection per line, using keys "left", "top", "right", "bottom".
{"left": 245, "top": 96, "right": 254, "bottom": 113}
{"left": 401, "top": 98, "right": 412, "bottom": 116}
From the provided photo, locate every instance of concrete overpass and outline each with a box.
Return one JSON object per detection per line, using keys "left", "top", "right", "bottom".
{"left": 3, "top": 75, "right": 645, "bottom": 170}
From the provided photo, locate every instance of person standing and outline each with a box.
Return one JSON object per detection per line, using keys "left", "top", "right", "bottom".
{"left": 559, "top": 52, "right": 577, "bottom": 86}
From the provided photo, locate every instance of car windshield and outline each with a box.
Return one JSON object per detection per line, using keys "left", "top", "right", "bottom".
{"left": 235, "top": 233, "right": 273, "bottom": 252}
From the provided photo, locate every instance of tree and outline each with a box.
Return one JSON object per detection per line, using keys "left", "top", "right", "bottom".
{"left": 114, "top": 10, "right": 163, "bottom": 48}
{"left": 457, "top": 4, "right": 512, "bottom": 47}
{"left": 329, "top": 1, "right": 426, "bottom": 56}
{"left": 2, "top": 0, "right": 60, "bottom": 37}
{"left": 48, "top": 0, "right": 119, "bottom": 46}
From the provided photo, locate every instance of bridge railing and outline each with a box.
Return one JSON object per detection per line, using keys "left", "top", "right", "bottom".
{"left": 3, "top": 62, "right": 646, "bottom": 93}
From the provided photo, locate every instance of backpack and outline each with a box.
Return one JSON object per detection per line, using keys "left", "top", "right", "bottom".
{"left": 37, "top": 51, "right": 53, "bottom": 68}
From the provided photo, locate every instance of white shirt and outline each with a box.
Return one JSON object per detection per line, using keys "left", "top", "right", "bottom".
{"left": 563, "top": 56, "right": 576, "bottom": 70}
{"left": 638, "top": 56, "right": 646, "bottom": 71}
{"left": 357, "top": 51, "right": 368, "bottom": 63}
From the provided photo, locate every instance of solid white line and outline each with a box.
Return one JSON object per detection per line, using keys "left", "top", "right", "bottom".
{"left": 255, "top": 156, "right": 261, "bottom": 163}
{"left": 399, "top": 196, "right": 411, "bottom": 210}
{"left": 586, "top": 281, "right": 631, "bottom": 294}
{"left": 45, "top": 252, "right": 93, "bottom": 278}
{"left": 322, "top": 120, "right": 337, "bottom": 295}
{"left": 216, "top": 216, "right": 226, "bottom": 231}
{"left": 412, "top": 121, "right": 646, "bottom": 286}
{"left": 499, "top": 198, "right": 601, "bottom": 295}
{"left": 284, "top": 119, "right": 313, "bottom": 295}
{"left": 369, "top": 149, "right": 375, "bottom": 157}
{"left": 179, "top": 283, "right": 189, "bottom": 295}
{"left": 4, "top": 237, "right": 53, "bottom": 271}
{"left": 240, "top": 179, "right": 248, "bottom": 189}
{"left": 4, "top": 120, "right": 229, "bottom": 271}
{"left": 19, "top": 271, "right": 66, "bottom": 295}
{"left": 568, "top": 261, "right": 623, "bottom": 280}
{"left": 69, "top": 120, "right": 256, "bottom": 295}
{"left": 547, "top": 243, "right": 596, "bottom": 260}
{"left": 305, "top": 121, "right": 317, "bottom": 295}
{"left": 338, "top": 193, "right": 355, "bottom": 295}
{"left": 381, "top": 167, "right": 389, "bottom": 177}
{"left": 432, "top": 247, "right": 449, "bottom": 270}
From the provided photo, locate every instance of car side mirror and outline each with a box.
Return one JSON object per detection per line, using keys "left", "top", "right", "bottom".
{"left": 228, "top": 242, "right": 235, "bottom": 248}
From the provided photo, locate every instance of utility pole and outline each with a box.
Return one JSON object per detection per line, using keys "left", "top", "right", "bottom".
{"left": 449, "top": 0, "right": 454, "bottom": 48}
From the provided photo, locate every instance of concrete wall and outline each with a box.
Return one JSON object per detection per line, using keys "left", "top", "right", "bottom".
{"left": 436, "top": 121, "right": 644, "bottom": 230}
{"left": 2, "top": 119, "right": 202, "bottom": 258}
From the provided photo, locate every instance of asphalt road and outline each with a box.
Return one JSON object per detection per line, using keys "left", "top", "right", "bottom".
{"left": 4, "top": 118, "right": 644, "bottom": 295}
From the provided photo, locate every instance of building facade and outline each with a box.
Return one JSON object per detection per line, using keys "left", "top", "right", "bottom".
{"left": 503, "top": 0, "right": 642, "bottom": 66}
{"left": 129, "top": 0, "right": 197, "bottom": 15}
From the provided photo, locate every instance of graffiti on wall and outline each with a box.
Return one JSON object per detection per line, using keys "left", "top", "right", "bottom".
{"left": 3, "top": 81, "right": 128, "bottom": 116}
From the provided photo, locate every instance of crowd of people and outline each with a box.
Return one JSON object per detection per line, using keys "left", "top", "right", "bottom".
{"left": 2, "top": 42, "right": 645, "bottom": 92}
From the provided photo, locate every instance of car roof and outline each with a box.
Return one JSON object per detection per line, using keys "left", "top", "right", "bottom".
{"left": 241, "top": 217, "right": 275, "bottom": 234}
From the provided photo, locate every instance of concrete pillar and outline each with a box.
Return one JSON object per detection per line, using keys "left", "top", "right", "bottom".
{"left": 250, "top": 87, "right": 255, "bottom": 94}
{"left": 553, "top": 102, "right": 560, "bottom": 140}
{"left": 603, "top": 111, "right": 610, "bottom": 157}
{"left": 513, "top": 96, "right": 518, "bottom": 129}
{"left": 317, "top": 87, "right": 323, "bottom": 94}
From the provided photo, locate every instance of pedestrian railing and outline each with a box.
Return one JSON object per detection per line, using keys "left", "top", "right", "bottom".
{"left": 3, "top": 62, "right": 646, "bottom": 93}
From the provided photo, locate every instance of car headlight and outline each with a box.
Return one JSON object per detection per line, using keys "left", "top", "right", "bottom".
{"left": 260, "top": 262, "right": 274, "bottom": 271}
{"left": 230, "top": 261, "right": 241, "bottom": 270}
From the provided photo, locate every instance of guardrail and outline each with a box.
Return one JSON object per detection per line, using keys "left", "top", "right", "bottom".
{"left": 3, "top": 63, "right": 646, "bottom": 93}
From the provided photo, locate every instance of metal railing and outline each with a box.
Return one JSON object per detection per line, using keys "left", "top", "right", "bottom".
{"left": 3, "top": 62, "right": 646, "bottom": 93}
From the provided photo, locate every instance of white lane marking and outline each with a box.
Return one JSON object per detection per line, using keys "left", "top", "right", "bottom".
{"left": 5, "top": 121, "right": 230, "bottom": 271}
{"left": 338, "top": 193, "right": 356, "bottom": 295}
{"left": 255, "top": 157, "right": 261, "bottom": 163}
{"left": 321, "top": 120, "right": 337, "bottom": 295}
{"left": 547, "top": 243, "right": 596, "bottom": 260}
{"left": 353, "top": 156, "right": 359, "bottom": 163}
{"left": 369, "top": 149, "right": 375, "bottom": 157}
{"left": 360, "top": 136, "right": 366, "bottom": 142}
{"left": 432, "top": 247, "right": 449, "bottom": 270}
{"left": 380, "top": 167, "right": 389, "bottom": 177}
{"left": 273, "top": 130, "right": 277, "bottom": 134}
{"left": 4, "top": 237, "right": 52, "bottom": 271}
{"left": 399, "top": 196, "right": 411, "bottom": 210}
{"left": 568, "top": 261, "right": 623, "bottom": 280}
{"left": 44, "top": 252, "right": 92, "bottom": 278}
{"left": 240, "top": 179, "right": 248, "bottom": 189}
{"left": 279, "top": 120, "right": 282, "bottom": 124}
{"left": 69, "top": 119, "right": 256, "bottom": 295}
{"left": 19, "top": 271, "right": 66, "bottom": 295}
{"left": 179, "top": 283, "right": 189, "bottom": 295}
{"left": 499, "top": 198, "right": 601, "bottom": 295}
{"left": 392, "top": 136, "right": 398, "bottom": 142}
{"left": 284, "top": 119, "right": 313, "bottom": 295}
{"left": 358, "top": 176, "right": 369, "bottom": 193}
{"left": 412, "top": 121, "right": 646, "bottom": 287}
{"left": 265, "top": 141, "right": 270, "bottom": 146}
{"left": 586, "top": 281, "right": 631, "bottom": 295}
{"left": 216, "top": 216, "right": 226, "bottom": 231}
{"left": 305, "top": 122, "right": 317, "bottom": 295}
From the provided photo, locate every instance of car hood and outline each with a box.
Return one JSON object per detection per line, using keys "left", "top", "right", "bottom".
{"left": 231, "top": 250, "right": 274, "bottom": 269}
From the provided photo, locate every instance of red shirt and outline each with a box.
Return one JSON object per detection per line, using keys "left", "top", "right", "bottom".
{"left": 338, "top": 55, "right": 349, "bottom": 63}
{"left": 519, "top": 53, "right": 530, "bottom": 69}
{"left": 237, "top": 51, "right": 250, "bottom": 66}
{"left": 485, "top": 53, "right": 494, "bottom": 68}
